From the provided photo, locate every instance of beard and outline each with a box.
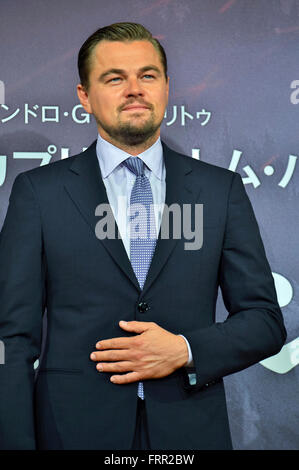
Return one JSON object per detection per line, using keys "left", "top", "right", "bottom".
{"left": 96, "top": 110, "right": 163, "bottom": 147}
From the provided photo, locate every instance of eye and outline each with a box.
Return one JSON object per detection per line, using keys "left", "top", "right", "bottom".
{"left": 108, "top": 77, "right": 122, "bottom": 83}
{"left": 142, "top": 74, "right": 155, "bottom": 79}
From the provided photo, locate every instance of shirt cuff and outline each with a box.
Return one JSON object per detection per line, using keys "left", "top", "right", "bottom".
{"left": 178, "top": 334, "right": 194, "bottom": 367}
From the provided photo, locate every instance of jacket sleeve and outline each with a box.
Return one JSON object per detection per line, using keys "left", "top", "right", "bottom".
{"left": 183, "top": 172, "right": 287, "bottom": 390}
{"left": 0, "top": 172, "right": 46, "bottom": 449}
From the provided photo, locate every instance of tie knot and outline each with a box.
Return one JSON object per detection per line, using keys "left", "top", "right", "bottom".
{"left": 123, "top": 156, "right": 144, "bottom": 176}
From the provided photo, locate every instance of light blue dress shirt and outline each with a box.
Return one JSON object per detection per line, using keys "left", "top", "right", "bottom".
{"left": 96, "top": 133, "right": 194, "bottom": 367}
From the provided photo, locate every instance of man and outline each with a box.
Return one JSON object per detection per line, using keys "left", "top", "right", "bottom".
{"left": 0, "top": 22, "right": 286, "bottom": 450}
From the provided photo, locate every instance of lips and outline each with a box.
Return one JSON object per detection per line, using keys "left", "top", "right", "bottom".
{"left": 123, "top": 105, "right": 148, "bottom": 111}
{"left": 122, "top": 104, "right": 150, "bottom": 111}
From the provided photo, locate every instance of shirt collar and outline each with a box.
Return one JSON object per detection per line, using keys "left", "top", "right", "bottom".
{"left": 96, "top": 133, "right": 164, "bottom": 180}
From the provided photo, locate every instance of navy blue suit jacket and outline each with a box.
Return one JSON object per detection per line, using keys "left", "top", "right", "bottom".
{"left": 0, "top": 140, "right": 286, "bottom": 449}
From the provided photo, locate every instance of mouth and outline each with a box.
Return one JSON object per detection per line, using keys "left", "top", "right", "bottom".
{"left": 122, "top": 105, "right": 150, "bottom": 112}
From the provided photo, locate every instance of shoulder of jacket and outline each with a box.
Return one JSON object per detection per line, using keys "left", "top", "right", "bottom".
{"left": 16, "top": 143, "right": 95, "bottom": 184}
{"left": 163, "top": 142, "right": 237, "bottom": 181}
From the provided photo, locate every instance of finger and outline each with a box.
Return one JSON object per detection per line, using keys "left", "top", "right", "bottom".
{"left": 110, "top": 371, "right": 141, "bottom": 384}
{"left": 95, "top": 336, "right": 134, "bottom": 350}
{"left": 118, "top": 320, "right": 153, "bottom": 334}
{"left": 90, "top": 350, "right": 129, "bottom": 362}
{"left": 96, "top": 361, "right": 133, "bottom": 373}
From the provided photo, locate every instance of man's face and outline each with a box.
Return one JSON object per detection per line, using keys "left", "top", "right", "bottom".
{"left": 77, "top": 40, "right": 169, "bottom": 147}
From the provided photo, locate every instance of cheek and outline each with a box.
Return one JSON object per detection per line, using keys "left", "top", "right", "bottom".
{"left": 155, "top": 93, "right": 168, "bottom": 114}
{"left": 93, "top": 94, "right": 116, "bottom": 118}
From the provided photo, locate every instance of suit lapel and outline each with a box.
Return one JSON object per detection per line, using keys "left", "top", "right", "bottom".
{"left": 142, "top": 141, "right": 202, "bottom": 296}
{"left": 64, "top": 141, "right": 140, "bottom": 291}
{"left": 63, "top": 140, "right": 202, "bottom": 294}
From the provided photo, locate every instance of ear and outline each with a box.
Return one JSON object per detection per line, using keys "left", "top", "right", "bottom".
{"left": 77, "top": 84, "right": 93, "bottom": 114}
{"left": 166, "top": 76, "right": 170, "bottom": 104}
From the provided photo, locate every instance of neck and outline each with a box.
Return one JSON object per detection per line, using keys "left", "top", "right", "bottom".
{"left": 98, "top": 129, "right": 160, "bottom": 156}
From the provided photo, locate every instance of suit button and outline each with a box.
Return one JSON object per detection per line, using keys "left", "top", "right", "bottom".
{"left": 138, "top": 301, "right": 149, "bottom": 313}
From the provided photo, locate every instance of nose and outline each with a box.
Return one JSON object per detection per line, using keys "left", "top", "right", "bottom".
{"left": 124, "top": 76, "right": 144, "bottom": 98}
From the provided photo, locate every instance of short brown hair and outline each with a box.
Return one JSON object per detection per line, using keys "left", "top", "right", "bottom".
{"left": 78, "top": 22, "right": 168, "bottom": 90}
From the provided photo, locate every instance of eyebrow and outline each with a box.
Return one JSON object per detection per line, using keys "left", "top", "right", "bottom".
{"left": 98, "top": 65, "right": 162, "bottom": 82}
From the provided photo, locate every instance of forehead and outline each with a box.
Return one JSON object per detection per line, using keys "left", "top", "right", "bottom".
{"left": 90, "top": 40, "right": 163, "bottom": 72}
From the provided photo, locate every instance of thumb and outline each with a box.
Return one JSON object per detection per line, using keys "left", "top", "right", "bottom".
{"left": 119, "top": 320, "right": 151, "bottom": 334}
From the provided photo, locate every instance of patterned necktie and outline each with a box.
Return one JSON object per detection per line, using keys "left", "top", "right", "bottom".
{"left": 123, "top": 156, "right": 157, "bottom": 400}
